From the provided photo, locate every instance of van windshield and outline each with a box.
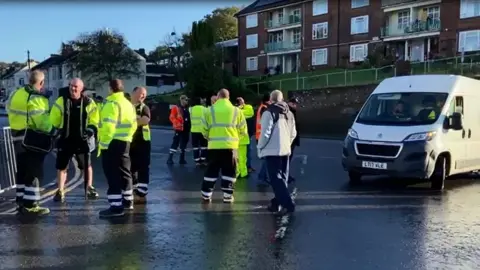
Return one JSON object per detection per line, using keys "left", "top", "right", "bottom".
{"left": 356, "top": 92, "right": 448, "bottom": 126}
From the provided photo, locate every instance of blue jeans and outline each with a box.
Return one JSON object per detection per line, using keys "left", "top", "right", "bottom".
{"left": 257, "top": 159, "right": 268, "bottom": 183}
{"left": 265, "top": 155, "right": 294, "bottom": 211}
{"left": 246, "top": 143, "right": 252, "bottom": 169}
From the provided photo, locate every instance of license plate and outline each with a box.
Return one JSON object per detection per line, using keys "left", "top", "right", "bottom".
{"left": 362, "top": 161, "right": 387, "bottom": 170}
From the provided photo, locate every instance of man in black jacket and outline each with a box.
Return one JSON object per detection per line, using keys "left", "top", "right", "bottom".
{"left": 287, "top": 97, "right": 300, "bottom": 183}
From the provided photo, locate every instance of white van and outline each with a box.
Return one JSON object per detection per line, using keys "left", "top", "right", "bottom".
{"left": 341, "top": 75, "right": 480, "bottom": 190}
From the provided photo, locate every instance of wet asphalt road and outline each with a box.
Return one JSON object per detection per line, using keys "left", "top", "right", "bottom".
{"left": 1, "top": 126, "right": 480, "bottom": 269}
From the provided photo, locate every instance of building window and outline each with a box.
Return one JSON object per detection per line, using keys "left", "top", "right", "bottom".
{"left": 268, "top": 32, "right": 283, "bottom": 43}
{"left": 352, "top": 0, "right": 369, "bottom": 8}
{"left": 292, "top": 9, "right": 301, "bottom": 19}
{"left": 350, "top": 43, "right": 368, "bottom": 62}
{"left": 51, "top": 67, "right": 57, "bottom": 80}
{"left": 312, "top": 22, "right": 328, "bottom": 40}
{"left": 293, "top": 29, "right": 301, "bottom": 44}
{"left": 246, "top": 14, "right": 258, "bottom": 28}
{"left": 58, "top": 65, "right": 63, "bottom": 79}
{"left": 460, "top": 0, "right": 480, "bottom": 19}
{"left": 246, "top": 34, "right": 258, "bottom": 49}
{"left": 351, "top": 15, "right": 369, "bottom": 34}
{"left": 312, "top": 48, "right": 328, "bottom": 65}
{"left": 397, "top": 11, "right": 410, "bottom": 30}
{"left": 19, "top": 78, "right": 24, "bottom": 86}
{"left": 458, "top": 30, "right": 480, "bottom": 52}
{"left": 313, "top": 0, "right": 328, "bottom": 16}
{"left": 246, "top": 57, "right": 258, "bottom": 71}
{"left": 423, "top": 6, "right": 440, "bottom": 20}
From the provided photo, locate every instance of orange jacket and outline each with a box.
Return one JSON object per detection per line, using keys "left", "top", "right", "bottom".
{"left": 169, "top": 105, "right": 185, "bottom": 131}
{"left": 255, "top": 103, "right": 268, "bottom": 140}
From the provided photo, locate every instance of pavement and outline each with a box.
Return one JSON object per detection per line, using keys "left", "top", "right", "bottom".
{"left": 0, "top": 123, "right": 480, "bottom": 269}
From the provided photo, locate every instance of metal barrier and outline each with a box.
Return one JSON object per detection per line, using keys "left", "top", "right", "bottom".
{"left": 0, "top": 127, "right": 16, "bottom": 194}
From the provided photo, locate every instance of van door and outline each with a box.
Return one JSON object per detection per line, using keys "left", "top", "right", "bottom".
{"left": 462, "top": 95, "right": 480, "bottom": 171}
{"left": 443, "top": 96, "right": 468, "bottom": 174}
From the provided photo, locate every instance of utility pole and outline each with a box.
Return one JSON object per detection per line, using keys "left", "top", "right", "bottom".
{"left": 27, "top": 50, "right": 31, "bottom": 70}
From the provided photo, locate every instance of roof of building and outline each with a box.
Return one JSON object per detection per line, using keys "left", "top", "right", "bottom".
{"left": 0, "top": 66, "right": 22, "bottom": 80}
{"left": 235, "top": 0, "right": 290, "bottom": 17}
{"left": 31, "top": 52, "right": 79, "bottom": 72}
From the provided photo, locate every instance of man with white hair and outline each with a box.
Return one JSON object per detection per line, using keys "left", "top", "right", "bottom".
{"left": 257, "top": 90, "right": 297, "bottom": 215}
{"left": 50, "top": 78, "right": 99, "bottom": 202}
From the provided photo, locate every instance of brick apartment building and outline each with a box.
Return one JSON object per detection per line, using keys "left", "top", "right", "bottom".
{"left": 235, "top": 0, "right": 480, "bottom": 76}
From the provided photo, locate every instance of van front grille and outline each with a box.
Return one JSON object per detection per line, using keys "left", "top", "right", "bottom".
{"left": 356, "top": 143, "right": 400, "bottom": 157}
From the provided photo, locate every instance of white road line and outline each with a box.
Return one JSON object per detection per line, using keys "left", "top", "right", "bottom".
{"left": 0, "top": 156, "right": 82, "bottom": 215}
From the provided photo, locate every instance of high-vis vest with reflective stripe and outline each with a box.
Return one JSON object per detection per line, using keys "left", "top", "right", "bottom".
{"left": 190, "top": 105, "right": 205, "bottom": 133}
{"left": 7, "top": 87, "right": 53, "bottom": 135}
{"left": 98, "top": 92, "right": 137, "bottom": 151}
{"left": 255, "top": 104, "right": 268, "bottom": 140}
{"left": 239, "top": 109, "right": 250, "bottom": 145}
{"left": 137, "top": 103, "right": 151, "bottom": 141}
{"left": 202, "top": 99, "right": 247, "bottom": 150}
{"left": 50, "top": 96, "right": 99, "bottom": 130}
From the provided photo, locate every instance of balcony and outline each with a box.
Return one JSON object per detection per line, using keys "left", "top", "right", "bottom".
{"left": 381, "top": 0, "right": 418, "bottom": 7}
{"left": 381, "top": 19, "right": 440, "bottom": 38}
{"left": 265, "top": 15, "right": 301, "bottom": 29}
{"left": 264, "top": 41, "right": 301, "bottom": 53}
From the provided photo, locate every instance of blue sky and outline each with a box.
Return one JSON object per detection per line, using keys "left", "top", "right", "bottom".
{"left": 0, "top": 1, "right": 248, "bottom": 63}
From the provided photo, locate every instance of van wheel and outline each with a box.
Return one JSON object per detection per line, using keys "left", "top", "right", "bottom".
{"left": 430, "top": 156, "right": 446, "bottom": 190}
{"left": 348, "top": 171, "right": 362, "bottom": 185}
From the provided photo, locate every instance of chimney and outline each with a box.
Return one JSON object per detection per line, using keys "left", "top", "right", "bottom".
{"left": 138, "top": 48, "right": 146, "bottom": 55}
{"left": 61, "top": 43, "right": 74, "bottom": 56}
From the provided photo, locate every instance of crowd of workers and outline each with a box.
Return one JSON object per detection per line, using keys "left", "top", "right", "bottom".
{"left": 6, "top": 69, "right": 300, "bottom": 218}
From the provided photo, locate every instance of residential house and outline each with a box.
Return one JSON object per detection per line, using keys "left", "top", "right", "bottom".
{"left": 235, "top": 0, "right": 480, "bottom": 76}
{"left": 217, "top": 38, "right": 239, "bottom": 76}
{"left": 0, "top": 61, "right": 38, "bottom": 96}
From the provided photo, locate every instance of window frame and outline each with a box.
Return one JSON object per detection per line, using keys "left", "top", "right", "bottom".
{"left": 352, "top": 0, "right": 369, "bottom": 9}
{"left": 397, "top": 11, "right": 410, "bottom": 30}
{"left": 458, "top": 30, "right": 480, "bottom": 52}
{"left": 293, "top": 29, "right": 301, "bottom": 44}
{"left": 312, "top": 22, "right": 328, "bottom": 40}
{"left": 246, "top": 14, "right": 258, "bottom": 28}
{"left": 312, "top": 48, "right": 328, "bottom": 66}
{"left": 460, "top": 0, "right": 480, "bottom": 19}
{"left": 246, "top": 57, "right": 258, "bottom": 71}
{"left": 351, "top": 15, "right": 369, "bottom": 35}
{"left": 349, "top": 43, "right": 368, "bottom": 62}
{"left": 312, "top": 0, "right": 328, "bottom": 16}
{"left": 246, "top": 34, "right": 258, "bottom": 49}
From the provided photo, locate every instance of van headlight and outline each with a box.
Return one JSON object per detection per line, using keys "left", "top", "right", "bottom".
{"left": 347, "top": 129, "right": 358, "bottom": 139}
{"left": 404, "top": 131, "right": 436, "bottom": 142}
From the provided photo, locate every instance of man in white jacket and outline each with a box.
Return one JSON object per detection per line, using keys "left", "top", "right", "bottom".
{"left": 257, "top": 90, "right": 297, "bottom": 214}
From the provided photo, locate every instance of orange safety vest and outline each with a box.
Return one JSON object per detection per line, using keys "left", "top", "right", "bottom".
{"left": 255, "top": 103, "right": 268, "bottom": 140}
{"left": 169, "top": 105, "right": 185, "bottom": 131}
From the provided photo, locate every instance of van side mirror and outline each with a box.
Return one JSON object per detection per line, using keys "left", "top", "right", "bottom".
{"left": 449, "top": 112, "right": 463, "bottom": 130}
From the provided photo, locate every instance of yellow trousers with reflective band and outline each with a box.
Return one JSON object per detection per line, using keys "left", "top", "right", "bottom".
{"left": 236, "top": 145, "right": 248, "bottom": 178}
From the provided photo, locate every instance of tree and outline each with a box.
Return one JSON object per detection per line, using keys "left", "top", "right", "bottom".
{"left": 188, "top": 20, "right": 215, "bottom": 52}
{"left": 147, "top": 45, "right": 171, "bottom": 66}
{"left": 203, "top": 6, "right": 240, "bottom": 42}
{"left": 65, "top": 29, "right": 142, "bottom": 85}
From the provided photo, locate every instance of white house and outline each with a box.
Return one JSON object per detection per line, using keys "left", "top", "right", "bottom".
{"left": 0, "top": 61, "right": 38, "bottom": 96}
{"left": 32, "top": 51, "right": 147, "bottom": 100}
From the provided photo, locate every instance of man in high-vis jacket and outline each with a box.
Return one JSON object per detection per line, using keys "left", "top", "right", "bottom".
{"left": 130, "top": 86, "right": 151, "bottom": 203}
{"left": 50, "top": 78, "right": 99, "bottom": 202}
{"left": 167, "top": 95, "right": 190, "bottom": 165}
{"left": 97, "top": 79, "right": 137, "bottom": 218}
{"left": 236, "top": 97, "right": 254, "bottom": 178}
{"left": 190, "top": 97, "right": 207, "bottom": 166}
{"left": 7, "top": 70, "right": 53, "bottom": 215}
{"left": 201, "top": 89, "right": 247, "bottom": 203}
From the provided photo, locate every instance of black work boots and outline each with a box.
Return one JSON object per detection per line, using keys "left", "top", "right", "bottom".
{"left": 166, "top": 152, "right": 187, "bottom": 165}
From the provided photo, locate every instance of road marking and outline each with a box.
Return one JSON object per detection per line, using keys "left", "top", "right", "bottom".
{"left": 0, "top": 156, "right": 82, "bottom": 215}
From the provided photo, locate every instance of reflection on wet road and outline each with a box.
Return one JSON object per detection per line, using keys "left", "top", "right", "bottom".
{"left": 1, "top": 127, "right": 480, "bottom": 269}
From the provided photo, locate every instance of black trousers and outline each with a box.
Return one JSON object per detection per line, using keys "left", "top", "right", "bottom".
{"left": 130, "top": 139, "right": 151, "bottom": 196}
{"left": 102, "top": 140, "right": 133, "bottom": 209}
{"left": 15, "top": 146, "right": 45, "bottom": 207}
{"left": 169, "top": 130, "right": 190, "bottom": 154}
{"left": 191, "top": 132, "right": 207, "bottom": 162}
{"left": 201, "top": 149, "right": 237, "bottom": 199}
{"left": 266, "top": 156, "right": 295, "bottom": 211}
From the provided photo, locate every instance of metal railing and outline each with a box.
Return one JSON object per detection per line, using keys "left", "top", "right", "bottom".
{"left": 381, "top": 19, "right": 441, "bottom": 37}
{"left": 264, "top": 41, "right": 301, "bottom": 53}
{"left": 0, "top": 127, "right": 16, "bottom": 194}
{"left": 245, "top": 54, "right": 480, "bottom": 93}
{"left": 265, "top": 15, "right": 301, "bottom": 29}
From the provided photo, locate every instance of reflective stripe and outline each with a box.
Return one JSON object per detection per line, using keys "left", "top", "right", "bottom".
{"left": 104, "top": 100, "right": 134, "bottom": 129}
{"left": 29, "top": 109, "right": 47, "bottom": 115}
{"left": 12, "top": 136, "right": 24, "bottom": 142}
{"left": 6, "top": 89, "right": 27, "bottom": 116}
{"left": 209, "top": 137, "right": 238, "bottom": 141}
{"left": 210, "top": 107, "right": 238, "bottom": 128}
